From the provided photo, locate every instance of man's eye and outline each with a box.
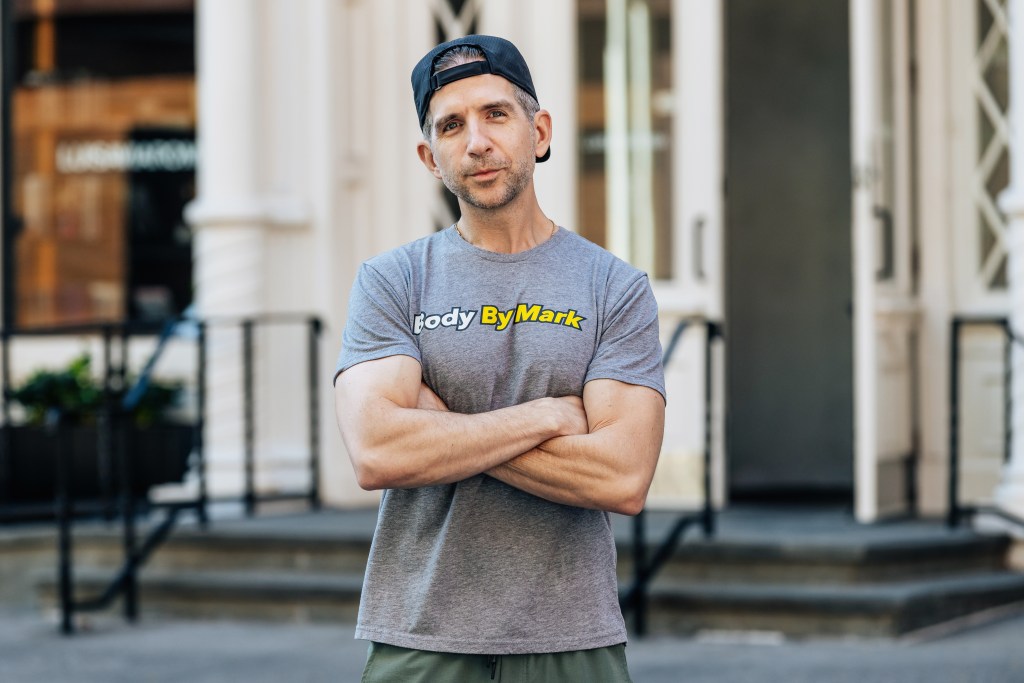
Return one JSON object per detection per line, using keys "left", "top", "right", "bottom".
{"left": 489, "top": 110, "right": 507, "bottom": 118}
{"left": 443, "top": 121, "right": 460, "bottom": 132}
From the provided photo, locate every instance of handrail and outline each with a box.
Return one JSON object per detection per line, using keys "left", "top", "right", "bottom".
{"left": 621, "top": 315, "right": 722, "bottom": 637}
{"left": 122, "top": 317, "right": 181, "bottom": 412}
{"left": 948, "top": 315, "right": 1024, "bottom": 534}
{"left": 0, "top": 319, "right": 165, "bottom": 337}
{"left": 0, "top": 313, "right": 324, "bottom": 633}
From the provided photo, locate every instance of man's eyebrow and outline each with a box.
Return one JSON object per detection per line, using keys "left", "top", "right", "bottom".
{"left": 479, "top": 99, "right": 517, "bottom": 112}
{"left": 434, "top": 113, "right": 459, "bottom": 133}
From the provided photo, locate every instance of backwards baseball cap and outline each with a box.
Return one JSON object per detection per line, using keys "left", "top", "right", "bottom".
{"left": 411, "top": 34, "right": 550, "bottom": 163}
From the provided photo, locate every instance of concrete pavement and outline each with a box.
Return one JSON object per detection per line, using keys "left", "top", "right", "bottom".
{"left": 2, "top": 609, "right": 1024, "bottom": 682}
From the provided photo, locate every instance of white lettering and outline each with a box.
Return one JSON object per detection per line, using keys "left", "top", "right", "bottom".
{"left": 55, "top": 139, "right": 197, "bottom": 174}
{"left": 441, "top": 308, "right": 459, "bottom": 327}
{"left": 412, "top": 307, "right": 477, "bottom": 334}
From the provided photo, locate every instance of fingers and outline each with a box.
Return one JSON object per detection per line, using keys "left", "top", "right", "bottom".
{"left": 552, "top": 395, "right": 588, "bottom": 436}
{"left": 417, "top": 382, "right": 449, "bottom": 411}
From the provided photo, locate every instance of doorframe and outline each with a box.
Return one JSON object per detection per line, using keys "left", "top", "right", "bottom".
{"left": 852, "top": 0, "right": 922, "bottom": 522}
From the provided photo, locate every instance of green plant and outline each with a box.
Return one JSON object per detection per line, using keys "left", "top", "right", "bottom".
{"left": 11, "top": 354, "right": 183, "bottom": 427}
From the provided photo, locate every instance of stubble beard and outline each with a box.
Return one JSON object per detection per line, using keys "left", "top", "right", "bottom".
{"left": 439, "top": 154, "right": 534, "bottom": 210}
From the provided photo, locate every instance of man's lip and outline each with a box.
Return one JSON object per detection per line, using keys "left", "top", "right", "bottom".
{"left": 470, "top": 168, "right": 501, "bottom": 178}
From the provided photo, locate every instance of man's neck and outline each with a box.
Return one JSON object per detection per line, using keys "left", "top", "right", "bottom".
{"left": 456, "top": 196, "right": 554, "bottom": 254}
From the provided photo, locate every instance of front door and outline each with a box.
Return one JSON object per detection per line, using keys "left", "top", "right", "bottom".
{"left": 725, "top": 0, "right": 855, "bottom": 502}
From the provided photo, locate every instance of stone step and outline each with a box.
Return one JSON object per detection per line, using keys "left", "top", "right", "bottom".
{"left": 622, "top": 535, "right": 1012, "bottom": 584}
{"left": 19, "top": 509, "right": 1024, "bottom": 638}
{"left": 637, "top": 571, "right": 1024, "bottom": 638}
{"left": 70, "top": 530, "right": 373, "bottom": 575}
{"left": 35, "top": 565, "right": 1024, "bottom": 639}
{"left": 65, "top": 526, "right": 1010, "bottom": 587}
{"left": 36, "top": 568, "right": 364, "bottom": 624}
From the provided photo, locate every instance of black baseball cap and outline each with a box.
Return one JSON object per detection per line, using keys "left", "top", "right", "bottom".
{"left": 412, "top": 34, "right": 550, "bottom": 163}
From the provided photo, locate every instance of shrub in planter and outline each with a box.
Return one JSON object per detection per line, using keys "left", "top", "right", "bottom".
{"left": 4, "top": 354, "right": 192, "bottom": 503}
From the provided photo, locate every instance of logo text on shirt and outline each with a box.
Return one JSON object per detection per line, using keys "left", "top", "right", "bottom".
{"left": 412, "top": 303, "right": 586, "bottom": 335}
{"left": 481, "top": 304, "right": 586, "bottom": 332}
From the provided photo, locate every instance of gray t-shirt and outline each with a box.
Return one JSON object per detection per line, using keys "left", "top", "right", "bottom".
{"left": 336, "top": 225, "right": 665, "bottom": 655}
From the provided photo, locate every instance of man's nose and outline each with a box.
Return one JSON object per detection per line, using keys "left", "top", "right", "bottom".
{"left": 465, "top": 119, "right": 493, "bottom": 156}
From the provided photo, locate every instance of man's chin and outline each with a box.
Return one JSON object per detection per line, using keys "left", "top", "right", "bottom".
{"left": 449, "top": 188, "right": 514, "bottom": 211}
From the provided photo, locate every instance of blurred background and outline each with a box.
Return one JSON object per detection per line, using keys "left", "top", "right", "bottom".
{"left": 1, "top": 0, "right": 1024, "bottom": 670}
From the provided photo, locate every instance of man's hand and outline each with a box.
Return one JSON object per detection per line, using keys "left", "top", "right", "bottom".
{"left": 416, "top": 382, "right": 448, "bottom": 411}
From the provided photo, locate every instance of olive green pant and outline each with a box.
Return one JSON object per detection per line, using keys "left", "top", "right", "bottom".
{"left": 360, "top": 642, "right": 634, "bottom": 683}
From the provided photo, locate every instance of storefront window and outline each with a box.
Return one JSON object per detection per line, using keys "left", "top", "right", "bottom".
{"left": 5, "top": 1, "right": 195, "bottom": 328}
{"left": 578, "top": 0, "right": 673, "bottom": 279}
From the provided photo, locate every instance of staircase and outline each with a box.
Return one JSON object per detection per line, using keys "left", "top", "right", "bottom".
{"left": 33, "top": 511, "right": 373, "bottom": 624}
{"left": 26, "top": 507, "right": 1024, "bottom": 638}
{"left": 628, "top": 530, "right": 1024, "bottom": 638}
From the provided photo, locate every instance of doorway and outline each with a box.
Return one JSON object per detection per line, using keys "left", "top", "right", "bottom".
{"left": 725, "top": 0, "right": 854, "bottom": 503}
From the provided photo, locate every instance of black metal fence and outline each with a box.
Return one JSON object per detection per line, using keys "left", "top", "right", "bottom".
{"left": 621, "top": 316, "right": 721, "bottom": 637}
{"left": 0, "top": 313, "right": 323, "bottom": 633}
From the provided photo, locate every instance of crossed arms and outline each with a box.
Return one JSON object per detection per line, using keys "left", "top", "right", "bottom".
{"left": 333, "top": 353, "right": 665, "bottom": 516}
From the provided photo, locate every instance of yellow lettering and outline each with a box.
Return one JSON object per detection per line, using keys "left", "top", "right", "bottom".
{"left": 563, "top": 310, "right": 585, "bottom": 330}
{"left": 554, "top": 312, "right": 568, "bottom": 325}
{"left": 515, "top": 303, "right": 541, "bottom": 323}
{"left": 481, "top": 305, "right": 498, "bottom": 325}
{"left": 539, "top": 309, "right": 555, "bottom": 323}
{"left": 496, "top": 309, "right": 514, "bottom": 331}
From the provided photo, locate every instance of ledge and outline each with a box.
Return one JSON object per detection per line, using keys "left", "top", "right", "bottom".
{"left": 185, "top": 196, "right": 310, "bottom": 229}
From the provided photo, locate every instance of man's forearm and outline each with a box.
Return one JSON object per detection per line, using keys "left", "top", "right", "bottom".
{"left": 487, "top": 427, "right": 660, "bottom": 515}
{"left": 488, "top": 381, "right": 665, "bottom": 515}
{"left": 336, "top": 355, "right": 588, "bottom": 491}
{"left": 344, "top": 398, "right": 571, "bottom": 490}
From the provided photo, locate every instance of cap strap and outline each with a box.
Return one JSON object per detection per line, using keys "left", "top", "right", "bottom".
{"left": 430, "top": 60, "right": 492, "bottom": 90}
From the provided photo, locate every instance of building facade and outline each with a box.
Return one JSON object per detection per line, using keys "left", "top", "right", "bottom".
{"left": 3, "top": 0, "right": 1023, "bottom": 529}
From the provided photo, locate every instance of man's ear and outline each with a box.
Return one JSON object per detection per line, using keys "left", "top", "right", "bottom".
{"left": 417, "top": 140, "right": 442, "bottom": 179}
{"left": 533, "top": 109, "right": 552, "bottom": 160}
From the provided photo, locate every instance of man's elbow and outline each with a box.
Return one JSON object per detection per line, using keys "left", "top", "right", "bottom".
{"left": 348, "top": 446, "right": 403, "bottom": 491}
{"left": 350, "top": 453, "right": 385, "bottom": 491}
{"left": 610, "top": 489, "right": 647, "bottom": 516}
{"left": 604, "top": 473, "right": 651, "bottom": 516}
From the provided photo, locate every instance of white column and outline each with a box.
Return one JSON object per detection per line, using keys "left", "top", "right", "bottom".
{"left": 851, "top": 0, "right": 881, "bottom": 523}
{"left": 997, "top": 0, "right": 1024, "bottom": 526}
{"left": 479, "top": 0, "right": 578, "bottom": 231}
{"left": 186, "top": 0, "right": 266, "bottom": 500}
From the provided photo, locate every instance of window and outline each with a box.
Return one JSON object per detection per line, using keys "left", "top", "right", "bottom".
{"left": 4, "top": 0, "right": 195, "bottom": 328}
{"left": 578, "top": 0, "right": 673, "bottom": 279}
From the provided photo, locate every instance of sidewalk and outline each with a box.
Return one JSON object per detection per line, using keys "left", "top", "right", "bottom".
{"left": 2, "top": 609, "right": 1023, "bottom": 683}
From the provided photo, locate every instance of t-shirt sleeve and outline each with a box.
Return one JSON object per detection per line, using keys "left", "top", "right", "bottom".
{"left": 585, "top": 274, "right": 666, "bottom": 401}
{"left": 333, "top": 262, "right": 421, "bottom": 384}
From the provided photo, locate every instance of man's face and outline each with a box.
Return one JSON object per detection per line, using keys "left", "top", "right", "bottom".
{"left": 418, "top": 73, "right": 541, "bottom": 211}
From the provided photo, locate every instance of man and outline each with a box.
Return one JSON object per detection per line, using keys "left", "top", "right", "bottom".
{"left": 334, "top": 34, "right": 665, "bottom": 682}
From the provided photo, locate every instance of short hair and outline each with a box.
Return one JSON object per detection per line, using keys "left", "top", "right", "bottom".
{"left": 421, "top": 45, "right": 541, "bottom": 140}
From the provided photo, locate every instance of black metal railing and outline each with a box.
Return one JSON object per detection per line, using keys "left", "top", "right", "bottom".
{"left": 198, "top": 313, "right": 324, "bottom": 516}
{"left": 0, "top": 313, "right": 323, "bottom": 633}
{"left": 620, "top": 316, "right": 721, "bottom": 637}
{"left": 948, "top": 316, "right": 1024, "bottom": 533}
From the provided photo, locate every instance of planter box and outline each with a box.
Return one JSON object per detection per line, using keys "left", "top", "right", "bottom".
{"left": 2, "top": 423, "right": 193, "bottom": 503}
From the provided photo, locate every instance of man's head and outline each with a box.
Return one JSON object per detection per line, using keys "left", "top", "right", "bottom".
{"left": 411, "top": 35, "right": 550, "bottom": 163}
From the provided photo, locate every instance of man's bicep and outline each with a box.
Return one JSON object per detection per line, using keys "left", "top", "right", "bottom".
{"left": 334, "top": 354, "right": 424, "bottom": 419}
{"left": 582, "top": 379, "right": 665, "bottom": 445}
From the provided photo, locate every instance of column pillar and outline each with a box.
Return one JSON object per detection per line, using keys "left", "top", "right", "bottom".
{"left": 997, "top": 0, "right": 1024, "bottom": 531}
{"left": 851, "top": 0, "right": 882, "bottom": 522}
{"left": 186, "top": 0, "right": 266, "bottom": 502}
